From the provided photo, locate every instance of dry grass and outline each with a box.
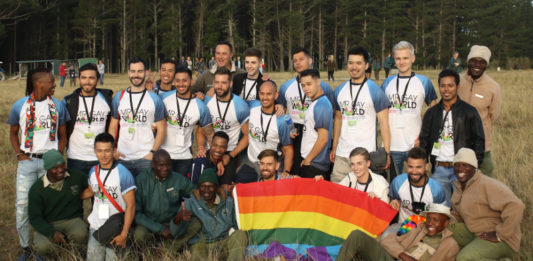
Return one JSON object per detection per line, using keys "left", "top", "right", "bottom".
{"left": 0, "top": 69, "right": 531, "bottom": 260}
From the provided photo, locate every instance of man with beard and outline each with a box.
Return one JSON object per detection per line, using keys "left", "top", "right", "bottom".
{"left": 173, "top": 168, "right": 247, "bottom": 261}
{"left": 189, "top": 131, "right": 229, "bottom": 185}
{"left": 9, "top": 67, "right": 69, "bottom": 259}
{"left": 330, "top": 46, "right": 391, "bottom": 183}
{"left": 201, "top": 67, "right": 250, "bottom": 188}
{"left": 160, "top": 66, "right": 213, "bottom": 175}
{"left": 449, "top": 148, "right": 524, "bottom": 260}
{"left": 389, "top": 147, "right": 447, "bottom": 228}
{"left": 152, "top": 59, "right": 177, "bottom": 95}
{"left": 63, "top": 63, "right": 113, "bottom": 175}
{"left": 258, "top": 149, "right": 296, "bottom": 181}
{"left": 191, "top": 41, "right": 245, "bottom": 99}
{"left": 458, "top": 46, "right": 501, "bottom": 176}
{"left": 337, "top": 203, "right": 459, "bottom": 261}
{"left": 419, "top": 69, "right": 484, "bottom": 205}
{"left": 133, "top": 150, "right": 201, "bottom": 253}
{"left": 237, "top": 81, "right": 293, "bottom": 182}
{"left": 108, "top": 58, "right": 167, "bottom": 177}
{"left": 277, "top": 47, "right": 335, "bottom": 174}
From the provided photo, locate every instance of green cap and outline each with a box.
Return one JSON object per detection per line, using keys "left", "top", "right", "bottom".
{"left": 197, "top": 168, "right": 219, "bottom": 186}
{"left": 43, "top": 149, "right": 65, "bottom": 171}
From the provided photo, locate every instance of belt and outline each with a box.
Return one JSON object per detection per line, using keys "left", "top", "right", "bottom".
{"left": 437, "top": 161, "right": 453, "bottom": 168}
{"left": 24, "top": 152, "right": 44, "bottom": 159}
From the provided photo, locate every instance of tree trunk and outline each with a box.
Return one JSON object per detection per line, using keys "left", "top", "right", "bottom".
{"left": 334, "top": 3, "right": 338, "bottom": 66}
{"left": 288, "top": 0, "right": 293, "bottom": 72}
{"left": 452, "top": 0, "right": 456, "bottom": 52}
{"left": 153, "top": 0, "right": 159, "bottom": 68}
{"left": 195, "top": 0, "right": 206, "bottom": 58}
{"left": 438, "top": 0, "right": 443, "bottom": 69}
{"left": 252, "top": 0, "right": 256, "bottom": 46}
{"left": 276, "top": 1, "right": 284, "bottom": 72}
{"left": 318, "top": 7, "right": 323, "bottom": 70}
{"left": 227, "top": 16, "right": 235, "bottom": 52}
{"left": 381, "top": 15, "right": 386, "bottom": 66}
{"left": 343, "top": 13, "right": 348, "bottom": 70}
{"left": 121, "top": 0, "right": 127, "bottom": 73}
{"left": 178, "top": 1, "right": 183, "bottom": 58}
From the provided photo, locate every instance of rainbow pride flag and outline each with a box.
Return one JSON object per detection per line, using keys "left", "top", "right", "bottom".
{"left": 233, "top": 178, "right": 398, "bottom": 260}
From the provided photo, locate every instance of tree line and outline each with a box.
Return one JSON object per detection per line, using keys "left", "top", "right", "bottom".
{"left": 1, "top": 0, "right": 532, "bottom": 73}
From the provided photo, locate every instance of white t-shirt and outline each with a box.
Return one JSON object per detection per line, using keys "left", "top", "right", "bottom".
{"left": 160, "top": 91, "right": 212, "bottom": 159}
{"left": 205, "top": 94, "right": 250, "bottom": 151}
{"left": 112, "top": 89, "right": 166, "bottom": 160}
{"left": 436, "top": 110, "right": 454, "bottom": 162}
{"left": 333, "top": 79, "right": 390, "bottom": 158}
{"left": 87, "top": 163, "right": 136, "bottom": 230}
{"left": 241, "top": 78, "right": 259, "bottom": 102}
{"left": 8, "top": 96, "right": 69, "bottom": 154}
{"left": 301, "top": 95, "right": 333, "bottom": 171}
{"left": 389, "top": 174, "right": 447, "bottom": 222}
{"left": 277, "top": 77, "right": 335, "bottom": 125}
{"left": 247, "top": 102, "right": 292, "bottom": 163}
{"left": 382, "top": 74, "right": 437, "bottom": 152}
{"left": 67, "top": 93, "right": 111, "bottom": 161}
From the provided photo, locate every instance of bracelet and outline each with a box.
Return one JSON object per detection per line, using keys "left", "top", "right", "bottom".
{"left": 283, "top": 170, "right": 290, "bottom": 174}
{"left": 496, "top": 234, "right": 502, "bottom": 242}
{"left": 16, "top": 152, "right": 24, "bottom": 157}
{"left": 150, "top": 150, "right": 156, "bottom": 153}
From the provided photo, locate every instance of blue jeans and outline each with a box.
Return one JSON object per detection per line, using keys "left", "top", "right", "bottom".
{"left": 60, "top": 76, "right": 66, "bottom": 87}
{"left": 171, "top": 159, "right": 192, "bottom": 177}
{"left": 16, "top": 158, "right": 46, "bottom": 247}
{"left": 87, "top": 228, "right": 117, "bottom": 261}
{"left": 118, "top": 158, "right": 151, "bottom": 177}
{"left": 100, "top": 73, "right": 104, "bottom": 85}
{"left": 432, "top": 166, "right": 456, "bottom": 205}
{"left": 67, "top": 158, "right": 99, "bottom": 175}
{"left": 390, "top": 151, "right": 408, "bottom": 174}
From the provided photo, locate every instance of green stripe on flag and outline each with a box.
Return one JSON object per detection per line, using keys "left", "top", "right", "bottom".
{"left": 247, "top": 228, "right": 345, "bottom": 247}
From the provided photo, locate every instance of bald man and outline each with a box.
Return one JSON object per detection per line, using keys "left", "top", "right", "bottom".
{"left": 133, "top": 149, "right": 200, "bottom": 253}
{"left": 8, "top": 68, "right": 69, "bottom": 258}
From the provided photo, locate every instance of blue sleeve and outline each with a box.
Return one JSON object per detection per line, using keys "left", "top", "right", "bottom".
{"left": 368, "top": 82, "right": 391, "bottom": 113}
{"left": 277, "top": 80, "right": 291, "bottom": 107}
{"left": 429, "top": 178, "right": 449, "bottom": 206}
{"left": 197, "top": 100, "right": 212, "bottom": 127}
{"left": 418, "top": 75, "right": 437, "bottom": 105}
{"left": 276, "top": 116, "right": 292, "bottom": 146}
{"left": 380, "top": 76, "right": 395, "bottom": 92}
{"left": 313, "top": 99, "right": 333, "bottom": 130}
{"left": 159, "top": 90, "right": 173, "bottom": 101}
{"left": 54, "top": 98, "right": 70, "bottom": 125}
{"left": 320, "top": 81, "right": 336, "bottom": 107}
{"left": 7, "top": 98, "right": 26, "bottom": 125}
{"left": 333, "top": 82, "right": 346, "bottom": 111}
{"left": 389, "top": 175, "right": 404, "bottom": 200}
{"left": 150, "top": 92, "right": 166, "bottom": 122}
{"left": 234, "top": 97, "right": 250, "bottom": 124}
{"left": 111, "top": 91, "right": 122, "bottom": 119}
{"left": 118, "top": 165, "right": 137, "bottom": 194}
{"left": 248, "top": 100, "right": 261, "bottom": 109}
{"left": 204, "top": 95, "right": 212, "bottom": 104}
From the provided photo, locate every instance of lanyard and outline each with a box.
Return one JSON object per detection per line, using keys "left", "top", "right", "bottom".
{"left": 350, "top": 78, "right": 368, "bottom": 113}
{"left": 242, "top": 78, "right": 258, "bottom": 101}
{"left": 176, "top": 93, "right": 192, "bottom": 128}
{"left": 95, "top": 163, "right": 116, "bottom": 195}
{"left": 439, "top": 110, "right": 451, "bottom": 139}
{"left": 81, "top": 94, "right": 97, "bottom": 127}
{"left": 260, "top": 110, "right": 274, "bottom": 143}
{"left": 355, "top": 174, "right": 372, "bottom": 192}
{"left": 409, "top": 175, "right": 427, "bottom": 202}
{"left": 395, "top": 72, "right": 414, "bottom": 110}
{"left": 128, "top": 88, "right": 147, "bottom": 122}
{"left": 216, "top": 94, "right": 233, "bottom": 124}
{"left": 296, "top": 77, "right": 306, "bottom": 108}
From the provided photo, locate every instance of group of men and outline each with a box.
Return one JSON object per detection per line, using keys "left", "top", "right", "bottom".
{"left": 9, "top": 39, "right": 524, "bottom": 261}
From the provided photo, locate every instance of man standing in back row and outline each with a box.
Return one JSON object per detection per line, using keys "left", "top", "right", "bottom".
{"left": 381, "top": 41, "right": 437, "bottom": 174}
{"left": 458, "top": 45, "right": 500, "bottom": 176}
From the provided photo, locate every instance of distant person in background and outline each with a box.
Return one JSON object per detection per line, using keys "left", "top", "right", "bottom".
{"left": 186, "top": 56, "right": 192, "bottom": 70}
{"left": 97, "top": 60, "right": 105, "bottom": 85}
{"left": 59, "top": 62, "right": 67, "bottom": 87}
{"left": 384, "top": 53, "right": 393, "bottom": 78}
{"left": 373, "top": 55, "right": 381, "bottom": 80}
{"left": 366, "top": 54, "right": 373, "bottom": 79}
{"left": 68, "top": 65, "right": 76, "bottom": 87}
{"left": 448, "top": 51, "right": 464, "bottom": 73}
{"left": 236, "top": 56, "right": 242, "bottom": 69}
{"left": 458, "top": 45, "right": 500, "bottom": 176}
{"left": 197, "top": 57, "right": 206, "bottom": 75}
{"left": 209, "top": 56, "right": 216, "bottom": 70}
{"left": 325, "top": 55, "right": 336, "bottom": 81}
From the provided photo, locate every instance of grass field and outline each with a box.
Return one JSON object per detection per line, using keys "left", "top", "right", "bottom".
{"left": 0, "top": 69, "right": 531, "bottom": 260}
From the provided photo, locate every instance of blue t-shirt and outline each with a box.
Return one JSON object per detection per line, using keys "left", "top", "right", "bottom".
{"left": 301, "top": 95, "right": 333, "bottom": 171}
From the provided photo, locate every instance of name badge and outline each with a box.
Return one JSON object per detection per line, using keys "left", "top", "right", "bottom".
{"left": 98, "top": 204, "right": 110, "bottom": 219}
{"left": 475, "top": 93, "right": 484, "bottom": 99}
{"left": 395, "top": 110, "right": 405, "bottom": 129}
{"left": 166, "top": 187, "right": 175, "bottom": 192}
{"left": 84, "top": 132, "right": 95, "bottom": 139}
{"left": 298, "top": 112, "right": 305, "bottom": 120}
{"left": 431, "top": 142, "right": 442, "bottom": 157}
{"left": 126, "top": 126, "right": 135, "bottom": 140}
{"left": 176, "top": 128, "right": 186, "bottom": 146}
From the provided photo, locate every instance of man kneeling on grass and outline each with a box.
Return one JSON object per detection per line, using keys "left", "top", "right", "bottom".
{"left": 337, "top": 203, "right": 459, "bottom": 261}
{"left": 173, "top": 168, "right": 247, "bottom": 261}
{"left": 133, "top": 149, "right": 201, "bottom": 254}
{"left": 28, "top": 149, "right": 89, "bottom": 258}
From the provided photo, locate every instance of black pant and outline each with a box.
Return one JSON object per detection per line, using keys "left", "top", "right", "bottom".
{"left": 219, "top": 154, "right": 239, "bottom": 185}
{"left": 290, "top": 123, "right": 305, "bottom": 174}
{"left": 327, "top": 70, "right": 334, "bottom": 81}
{"left": 385, "top": 68, "right": 390, "bottom": 78}
{"left": 299, "top": 162, "right": 327, "bottom": 178}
